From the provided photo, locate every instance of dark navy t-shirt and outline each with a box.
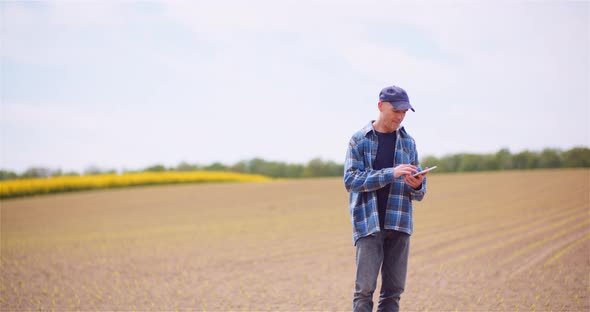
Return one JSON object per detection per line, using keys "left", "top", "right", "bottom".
{"left": 374, "top": 130, "right": 396, "bottom": 229}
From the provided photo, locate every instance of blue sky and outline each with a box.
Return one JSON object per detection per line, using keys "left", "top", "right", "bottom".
{"left": 1, "top": 1, "right": 589, "bottom": 173}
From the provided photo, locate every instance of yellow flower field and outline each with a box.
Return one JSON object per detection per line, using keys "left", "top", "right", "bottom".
{"left": 0, "top": 171, "right": 271, "bottom": 199}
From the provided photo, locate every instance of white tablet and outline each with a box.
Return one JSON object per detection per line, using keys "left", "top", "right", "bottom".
{"left": 412, "top": 166, "right": 437, "bottom": 177}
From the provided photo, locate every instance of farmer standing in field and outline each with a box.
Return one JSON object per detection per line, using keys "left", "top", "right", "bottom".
{"left": 344, "top": 85, "right": 428, "bottom": 312}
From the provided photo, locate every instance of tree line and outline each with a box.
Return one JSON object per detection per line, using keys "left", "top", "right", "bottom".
{"left": 420, "top": 147, "right": 589, "bottom": 173}
{"left": 0, "top": 157, "right": 343, "bottom": 181}
{"left": 0, "top": 147, "right": 588, "bottom": 181}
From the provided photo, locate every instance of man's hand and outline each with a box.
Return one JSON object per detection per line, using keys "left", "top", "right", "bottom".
{"left": 403, "top": 167, "right": 429, "bottom": 189}
{"left": 393, "top": 164, "right": 417, "bottom": 178}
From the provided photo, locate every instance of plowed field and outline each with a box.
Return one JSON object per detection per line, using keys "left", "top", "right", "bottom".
{"left": 1, "top": 169, "right": 588, "bottom": 311}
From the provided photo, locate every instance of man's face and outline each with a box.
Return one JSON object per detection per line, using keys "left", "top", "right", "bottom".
{"left": 379, "top": 102, "right": 408, "bottom": 130}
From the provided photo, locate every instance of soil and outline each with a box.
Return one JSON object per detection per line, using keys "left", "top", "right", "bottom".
{"left": 1, "top": 169, "right": 588, "bottom": 311}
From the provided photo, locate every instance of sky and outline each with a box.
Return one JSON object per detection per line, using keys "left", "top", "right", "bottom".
{"left": 1, "top": 1, "right": 589, "bottom": 173}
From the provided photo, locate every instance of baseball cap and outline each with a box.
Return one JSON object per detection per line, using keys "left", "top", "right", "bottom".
{"left": 379, "top": 85, "right": 415, "bottom": 112}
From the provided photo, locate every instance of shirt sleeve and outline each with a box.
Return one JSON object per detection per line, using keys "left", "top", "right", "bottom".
{"left": 344, "top": 137, "right": 394, "bottom": 193}
{"left": 407, "top": 139, "right": 427, "bottom": 201}
{"left": 408, "top": 179, "right": 426, "bottom": 201}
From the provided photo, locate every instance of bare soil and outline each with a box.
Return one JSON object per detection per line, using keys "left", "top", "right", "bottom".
{"left": 1, "top": 169, "right": 588, "bottom": 311}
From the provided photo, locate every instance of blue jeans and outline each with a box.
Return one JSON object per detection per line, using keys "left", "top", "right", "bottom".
{"left": 353, "top": 230, "right": 410, "bottom": 312}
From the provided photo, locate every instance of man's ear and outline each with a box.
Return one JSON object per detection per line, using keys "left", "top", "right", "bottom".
{"left": 377, "top": 101, "right": 383, "bottom": 112}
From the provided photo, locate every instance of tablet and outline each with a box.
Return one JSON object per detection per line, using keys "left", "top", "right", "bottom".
{"left": 412, "top": 166, "right": 437, "bottom": 177}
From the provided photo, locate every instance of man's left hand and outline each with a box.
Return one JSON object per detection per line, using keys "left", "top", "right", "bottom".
{"left": 403, "top": 171, "right": 427, "bottom": 190}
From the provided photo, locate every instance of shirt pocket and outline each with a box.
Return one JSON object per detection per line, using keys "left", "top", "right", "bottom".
{"left": 363, "top": 141, "right": 374, "bottom": 169}
{"left": 399, "top": 142, "right": 412, "bottom": 164}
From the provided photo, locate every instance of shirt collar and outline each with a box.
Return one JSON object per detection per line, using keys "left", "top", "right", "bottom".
{"left": 361, "top": 121, "right": 376, "bottom": 136}
{"left": 362, "top": 120, "right": 404, "bottom": 137}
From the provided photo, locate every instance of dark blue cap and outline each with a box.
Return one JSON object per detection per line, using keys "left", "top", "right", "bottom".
{"left": 379, "top": 85, "right": 415, "bottom": 112}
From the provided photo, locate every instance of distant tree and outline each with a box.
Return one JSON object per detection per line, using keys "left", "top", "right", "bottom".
{"left": 459, "top": 154, "right": 488, "bottom": 172}
{"left": 420, "top": 156, "right": 440, "bottom": 171}
{"left": 481, "top": 154, "right": 499, "bottom": 171}
{"left": 538, "top": 148, "right": 562, "bottom": 168}
{"left": 303, "top": 158, "right": 322, "bottom": 177}
{"left": 512, "top": 150, "right": 539, "bottom": 169}
{"left": 285, "top": 163, "right": 305, "bottom": 178}
{"left": 438, "top": 154, "right": 463, "bottom": 172}
{"left": 203, "top": 162, "right": 227, "bottom": 171}
{"left": 326, "top": 161, "right": 344, "bottom": 176}
{"left": 229, "top": 161, "right": 247, "bottom": 173}
{"left": 303, "top": 158, "right": 343, "bottom": 177}
{"left": 84, "top": 166, "right": 117, "bottom": 175}
{"left": 265, "top": 161, "right": 288, "bottom": 178}
{"left": 562, "top": 147, "right": 590, "bottom": 167}
{"left": 21, "top": 167, "right": 52, "bottom": 178}
{"left": 0, "top": 169, "right": 18, "bottom": 181}
{"left": 495, "top": 148, "right": 513, "bottom": 170}
{"left": 144, "top": 164, "right": 167, "bottom": 172}
{"left": 51, "top": 169, "right": 63, "bottom": 177}
{"left": 176, "top": 162, "right": 199, "bottom": 171}
{"left": 231, "top": 158, "right": 306, "bottom": 178}
{"left": 246, "top": 158, "right": 268, "bottom": 175}
{"left": 62, "top": 171, "right": 81, "bottom": 176}
{"left": 84, "top": 166, "right": 104, "bottom": 175}
{"left": 239, "top": 159, "right": 284, "bottom": 177}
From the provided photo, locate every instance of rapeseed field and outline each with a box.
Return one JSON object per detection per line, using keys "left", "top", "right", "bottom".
{"left": 0, "top": 171, "right": 271, "bottom": 199}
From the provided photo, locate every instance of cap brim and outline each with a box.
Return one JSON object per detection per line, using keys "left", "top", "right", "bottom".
{"left": 392, "top": 102, "right": 415, "bottom": 112}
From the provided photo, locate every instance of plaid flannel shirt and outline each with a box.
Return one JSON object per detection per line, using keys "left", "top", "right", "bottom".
{"left": 344, "top": 121, "right": 427, "bottom": 245}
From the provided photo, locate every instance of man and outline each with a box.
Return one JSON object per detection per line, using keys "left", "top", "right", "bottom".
{"left": 344, "top": 85, "right": 428, "bottom": 312}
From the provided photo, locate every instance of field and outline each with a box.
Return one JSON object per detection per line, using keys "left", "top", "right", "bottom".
{"left": 1, "top": 169, "right": 588, "bottom": 311}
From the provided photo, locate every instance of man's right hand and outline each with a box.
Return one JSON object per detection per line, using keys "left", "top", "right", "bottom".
{"left": 393, "top": 164, "right": 418, "bottom": 178}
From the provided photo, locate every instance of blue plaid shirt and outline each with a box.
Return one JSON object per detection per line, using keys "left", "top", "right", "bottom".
{"left": 344, "top": 121, "right": 427, "bottom": 245}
